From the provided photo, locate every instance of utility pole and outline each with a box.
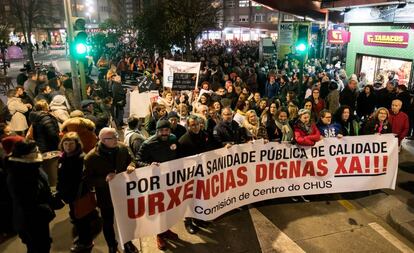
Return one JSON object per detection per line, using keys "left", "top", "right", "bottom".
{"left": 322, "top": 10, "right": 329, "bottom": 61}
{"left": 63, "top": 0, "right": 81, "bottom": 108}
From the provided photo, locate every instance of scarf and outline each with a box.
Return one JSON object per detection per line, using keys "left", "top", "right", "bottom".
{"left": 297, "top": 121, "right": 313, "bottom": 135}
{"left": 275, "top": 120, "right": 293, "bottom": 142}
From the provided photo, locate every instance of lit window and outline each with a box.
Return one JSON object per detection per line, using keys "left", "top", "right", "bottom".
{"left": 268, "top": 13, "right": 278, "bottom": 23}
{"left": 239, "top": 15, "right": 249, "bottom": 22}
{"left": 239, "top": 0, "right": 249, "bottom": 7}
{"left": 254, "top": 14, "right": 264, "bottom": 22}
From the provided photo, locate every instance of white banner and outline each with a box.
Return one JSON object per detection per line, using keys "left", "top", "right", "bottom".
{"left": 109, "top": 134, "right": 398, "bottom": 244}
{"left": 163, "top": 59, "right": 201, "bottom": 89}
{"left": 129, "top": 90, "right": 159, "bottom": 118}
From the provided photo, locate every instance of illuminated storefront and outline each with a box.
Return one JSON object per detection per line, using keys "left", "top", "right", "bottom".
{"left": 346, "top": 26, "right": 414, "bottom": 87}
{"left": 344, "top": 5, "right": 414, "bottom": 88}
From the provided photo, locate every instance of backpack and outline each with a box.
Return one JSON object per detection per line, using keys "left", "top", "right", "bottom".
{"left": 1, "top": 106, "right": 13, "bottom": 123}
{"left": 124, "top": 130, "right": 146, "bottom": 154}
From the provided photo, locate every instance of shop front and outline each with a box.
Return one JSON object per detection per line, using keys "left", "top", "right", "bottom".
{"left": 345, "top": 24, "right": 414, "bottom": 88}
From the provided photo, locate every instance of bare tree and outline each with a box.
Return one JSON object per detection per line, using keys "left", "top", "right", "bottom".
{"left": 7, "top": 0, "right": 59, "bottom": 69}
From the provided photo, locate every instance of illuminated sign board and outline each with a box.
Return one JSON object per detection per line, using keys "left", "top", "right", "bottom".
{"left": 327, "top": 30, "right": 351, "bottom": 44}
{"left": 363, "top": 32, "right": 409, "bottom": 48}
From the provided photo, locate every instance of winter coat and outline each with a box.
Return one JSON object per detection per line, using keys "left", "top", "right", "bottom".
{"left": 357, "top": 93, "right": 376, "bottom": 119}
{"left": 375, "top": 89, "right": 396, "bottom": 109}
{"left": 178, "top": 130, "right": 213, "bottom": 158}
{"left": 123, "top": 128, "right": 146, "bottom": 156}
{"left": 326, "top": 90, "right": 340, "bottom": 114}
{"left": 29, "top": 111, "right": 60, "bottom": 153}
{"left": 171, "top": 124, "right": 187, "bottom": 140}
{"left": 388, "top": 110, "right": 409, "bottom": 144}
{"left": 312, "top": 99, "right": 325, "bottom": 117}
{"left": 111, "top": 82, "right": 126, "bottom": 106}
{"left": 6, "top": 157, "right": 55, "bottom": 231}
{"left": 50, "top": 105, "right": 70, "bottom": 124}
{"left": 264, "top": 81, "right": 279, "bottom": 99}
{"left": 213, "top": 120, "right": 250, "bottom": 147}
{"left": 340, "top": 87, "right": 358, "bottom": 112}
{"left": 396, "top": 91, "right": 411, "bottom": 113}
{"left": 363, "top": 119, "right": 392, "bottom": 135}
{"left": 56, "top": 150, "right": 85, "bottom": 203}
{"left": 294, "top": 122, "right": 321, "bottom": 146}
{"left": 338, "top": 119, "right": 360, "bottom": 136}
{"left": 84, "top": 142, "right": 134, "bottom": 208}
{"left": 61, "top": 117, "right": 97, "bottom": 153}
{"left": 136, "top": 134, "right": 178, "bottom": 167}
{"left": 7, "top": 97, "right": 28, "bottom": 132}
{"left": 261, "top": 112, "right": 280, "bottom": 141}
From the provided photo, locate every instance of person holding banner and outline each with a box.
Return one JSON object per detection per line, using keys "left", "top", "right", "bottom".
{"left": 213, "top": 107, "right": 250, "bottom": 148}
{"left": 84, "top": 128, "right": 138, "bottom": 253}
{"left": 363, "top": 107, "right": 392, "bottom": 135}
{"left": 274, "top": 108, "right": 294, "bottom": 143}
{"left": 294, "top": 109, "right": 321, "bottom": 146}
{"left": 317, "top": 110, "right": 343, "bottom": 138}
{"left": 388, "top": 99, "right": 409, "bottom": 145}
{"left": 135, "top": 120, "right": 180, "bottom": 250}
{"left": 178, "top": 115, "right": 214, "bottom": 234}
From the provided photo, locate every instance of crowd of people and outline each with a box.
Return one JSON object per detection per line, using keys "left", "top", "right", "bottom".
{"left": 0, "top": 39, "right": 412, "bottom": 253}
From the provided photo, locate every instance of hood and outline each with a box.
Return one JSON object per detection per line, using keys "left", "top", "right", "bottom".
{"left": 49, "top": 95, "right": 70, "bottom": 109}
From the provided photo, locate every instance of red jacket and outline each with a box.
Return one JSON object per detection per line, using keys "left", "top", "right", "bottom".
{"left": 388, "top": 110, "right": 409, "bottom": 145}
{"left": 294, "top": 123, "right": 321, "bottom": 146}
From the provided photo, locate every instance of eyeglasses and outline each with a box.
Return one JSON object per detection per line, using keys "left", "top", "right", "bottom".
{"left": 103, "top": 134, "right": 118, "bottom": 141}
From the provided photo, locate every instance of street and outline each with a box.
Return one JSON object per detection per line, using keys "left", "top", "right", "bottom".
{"left": 1, "top": 189, "right": 414, "bottom": 252}
{"left": 1, "top": 49, "right": 414, "bottom": 252}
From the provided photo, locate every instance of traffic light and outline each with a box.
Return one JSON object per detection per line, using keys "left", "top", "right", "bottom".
{"left": 295, "top": 25, "right": 309, "bottom": 54}
{"left": 71, "top": 17, "right": 87, "bottom": 60}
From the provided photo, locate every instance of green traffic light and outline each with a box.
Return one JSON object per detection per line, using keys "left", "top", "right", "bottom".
{"left": 296, "top": 43, "right": 307, "bottom": 52}
{"left": 75, "top": 43, "right": 87, "bottom": 55}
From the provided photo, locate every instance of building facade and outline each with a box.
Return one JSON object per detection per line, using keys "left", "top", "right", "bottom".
{"left": 221, "top": 0, "right": 280, "bottom": 41}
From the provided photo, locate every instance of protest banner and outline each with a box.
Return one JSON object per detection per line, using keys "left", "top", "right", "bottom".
{"left": 163, "top": 59, "right": 201, "bottom": 89}
{"left": 129, "top": 90, "right": 159, "bottom": 118}
{"left": 109, "top": 134, "right": 398, "bottom": 245}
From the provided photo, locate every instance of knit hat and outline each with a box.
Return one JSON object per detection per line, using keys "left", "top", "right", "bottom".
{"left": 167, "top": 111, "right": 179, "bottom": 119}
{"left": 298, "top": 109, "right": 311, "bottom": 117}
{"left": 156, "top": 120, "right": 171, "bottom": 130}
{"left": 1, "top": 135, "right": 25, "bottom": 155}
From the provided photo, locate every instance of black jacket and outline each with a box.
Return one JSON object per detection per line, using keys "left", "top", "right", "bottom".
{"left": 340, "top": 87, "right": 358, "bottom": 112}
{"left": 6, "top": 158, "right": 55, "bottom": 231}
{"left": 111, "top": 82, "right": 126, "bottom": 106}
{"left": 357, "top": 92, "right": 376, "bottom": 119}
{"left": 171, "top": 124, "right": 187, "bottom": 140}
{"left": 29, "top": 111, "right": 60, "bottom": 152}
{"left": 56, "top": 150, "right": 85, "bottom": 203}
{"left": 375, "top": 88, "right": 396, "bottom": 109}
{"left": 396, "top": 91, "right": 411, "bottom": 113}
{"left": 136, "top": 134, "right": 178, "bottom": 167}
{"left": 178, "top": 130, "right": 213, "bottom": 158}
{"left": 213, "top": 120, "right": 249, "bottom": 147}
